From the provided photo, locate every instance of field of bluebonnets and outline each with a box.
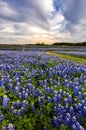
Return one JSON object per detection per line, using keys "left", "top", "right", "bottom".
{"left": 0, "top": 51, "right": 86, "bottom": 130}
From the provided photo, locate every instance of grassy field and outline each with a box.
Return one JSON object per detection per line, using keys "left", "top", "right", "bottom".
{"left": 47, "top": 51, "right": 86, "bottom": 65}
{"left": 0, "top": 51, "right": 86, "bottom": 129}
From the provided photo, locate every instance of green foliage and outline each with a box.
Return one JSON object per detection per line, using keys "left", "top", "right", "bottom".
{"left": 0, "top": 88, "right": 6, "bottom": 96}
{"left": 2, "top": 119, "right": 9, "bottom": 127}
{"left": 15, "top": 117, "right": 36, "bottom": 130}
{"left": 47, "top": 52, "right": 86, "bottom": 65}
{"left": 48, "top": 60, "right": 56, "bottom": 67}
{"left": 60, "top": 124, "right": 69, "bottom": 130}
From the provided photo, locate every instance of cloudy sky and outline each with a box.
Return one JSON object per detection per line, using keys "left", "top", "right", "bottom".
{"left": 0, "top": 0, "right": 86, "bottom": 44}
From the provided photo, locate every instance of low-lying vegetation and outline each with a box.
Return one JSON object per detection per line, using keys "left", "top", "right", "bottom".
{"left": 0, "top": 51, "right": 86, "bottom": 130}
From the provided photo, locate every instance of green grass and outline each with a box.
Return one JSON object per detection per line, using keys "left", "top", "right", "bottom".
{"left": 47, "top": 51, "right": 86, "bottom": 65}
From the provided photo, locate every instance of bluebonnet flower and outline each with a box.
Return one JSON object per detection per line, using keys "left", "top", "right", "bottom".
{"left": 69, "top": 106, "right": 75, "bottom": 116}
{"left": 0, "top": 78, "right": 4, "bottom": 87}
{"left": 78, "top": 103, "right": 82, "bottom": 110}
{"left": 72, "top": 116, "right": 77, "bottom": 123}
{"left": 83, "top": 106, "right": 86, "bottom": 114}
{"left": 22, "top": 100, "right": 28, "bottom": 107}
{"left": 69, "top": 81, "right": 73, "bottom": 88}
{"left": 8, "top": 83, "right": 13, "bottom": 91}
{"left": 38, "top": 97, "right": 44, "bottom": 105}
{"left": 72, "top": 124, "right": 77, "bottom": 129}
{"left": 13, "top": 109, "right": 17, "bottom": 115}
{"left": 66, "top": 113, "right": 71, "bottom": 119}
{"left": 54, "top": 91, "right": 58, "bottom": 95}
{"left": 84, "top": 80, "right": 86, "bottom": 85}
{"left": 2, "top": 95, "right": 9, "bottom": 108}
{"left": 37, "top": 89, "right": 43, "bottom": 96}
{"left": 31, "top": 103, "right": 36, "bottom": 113}
{"left": 64, "top": 98, "right": 68, "bottom": 104}
{"left": 12, "top": 102, "right": 16, "bottom": 107}
{"left": 2, "top": 126, "right": 7, "bottom": 130}
{"left": 27, "top": 78, "right": 31, "bottom": 83}
{"left": 47, "top": 87, "right": 52, "bottom": 93}
{"left": 78, "top": 126, "right": 85, "bottom": 130}
{"left": 80, "top": 75, "right": 84, "bottom": 83}
{"left": 58, "top": 70, "right": 61, "bottom": 76}
{"left": 16, "top": 82, "right": 21, "bottom": 87}
{"left": 32, "top": 87, "right": 36, "bottom": 98}
{"left": 66, "top": 83, "right": 70, "bottom": 88}
{"left": 53, "top": 94, "right": 58, "bottom": 103}
{"left": 8, "top": 123, "right": 15, "bottom": 130}
{"left": 6, "top": 75, "right": 10, "bottom": 82}
{"left": 65, "top": 105, "right": 69, "bottom": 111}
{"left": 48, "top": 97, "right": 52, "bottom": 103}
{"left": 17, "top": 110, "right": 21, "bottom": 116}
{"left": 81, "top": 100, "right": 85, "bottom": 105}
{"left": 18, "top": 92, "right": 21, "bottom": 99}
{"left": 25, "top": 92, "right": 28, "bottom": 99}
{"left": 10, "top": 106, "right": 14, "bottom": 113}
{"left": 78, "top": 91, "right": 83, "bottom": 100}
{"left": 20, "top": 106, "right": 25, "bottom": 113}
{"left": 0, "top": 113, "right": 4, "bottom": 124}
{"left": 64, "top": 79, "right": 68, "bottom": 85}
{"left": 57, "top": 76, "right": 60, "bottom": 84}
{"left": 14, "top": 87, "right": 19, "bottom": 94}
{"left": 25, "top": 88, "right": 30, "bottom": 94}
{"left": 74, "top": 98, "right": 78, "bottom": 103}
{"left": 44, "top": 79, "right": 48, "bottom": 86}
{"left": 63, "top": 91, "right": 66, "bottom": 96}
{"left": 16, "top": 77, "right": 20, "bottom": 82}
{"left": 16, "top": 100, "right": 21, "bottom": 108}
{"left": 84, "top": 68, "right": 86, "bottom": 74}
{"left": 21, "top": 91, "right": 26, "bottom": 99}
{"left": 74, "top": 103, "right": 78, "bottom": 111}
{"left": 74, "top": 87, "right": 79, "bottom": 95}
{"left": 53, "top": 116, "right": 60, "bottom": 127}
{"left": 39, "top": 80, "right": 43, "bottom": 86}
{"left": 49, "top": 71, "right": 53, "bottom": 78}
{"left": 68, "top": 94, "right": 72, "bottom": 103}
{"left": 65, "top": 117, "right": 70, "bottom": 125}
{"left": 74, "top": 77, "right": 79, "bottom": 83}
{"left": 59, "top": 89, "right": 63, "bottom": 94}
{"left": 27, "top": 83, "right": 33, "bottom": 90}
{"left": 58, "top": 94, "right": 62, "bottom": 102}
{"left": 75, "top": 121, "right": 84, "bottom": 130}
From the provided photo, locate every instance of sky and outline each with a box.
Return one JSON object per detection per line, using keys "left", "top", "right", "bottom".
{"left": 0, "top": 0, "right": 86, "bottom": 44}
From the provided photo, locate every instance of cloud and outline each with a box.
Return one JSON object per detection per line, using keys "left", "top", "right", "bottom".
{"left": 1, "top": 0, "right": 50, "bottom": 28}
{"left": 0, "top": 0, "right": 86, "bottom": 44}
{"left": 0, "top": 0, "right": 19, "bottom": 22}
{"left": 53, "top": 0, "right": 86, "bottom": 42}
{"left": 0, "top": 0, "right": 54, "bottom": 44}
{"left": 54, "top": 0, "right": 86, "bottom": 24}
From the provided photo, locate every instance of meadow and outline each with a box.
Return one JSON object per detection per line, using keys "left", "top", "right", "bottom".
{"left": 0, "top": 50, "right": 86, "bottom": 130}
